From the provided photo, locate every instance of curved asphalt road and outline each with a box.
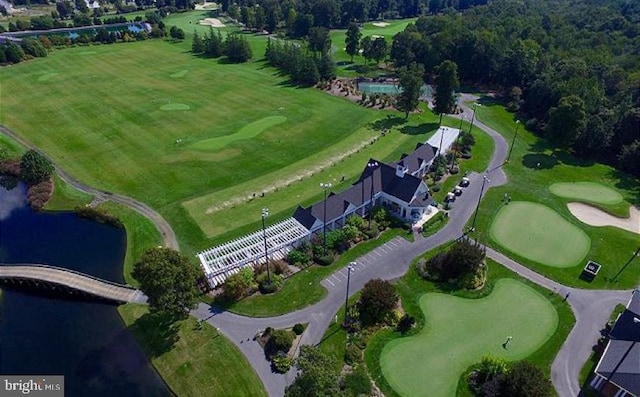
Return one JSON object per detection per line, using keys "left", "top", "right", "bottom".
{"left": 0, "top": 124, "right": 179, "bottom": 250}
{"left": 192, "top": 96, "right": 632, "bottom": 397}
{"left": 2, "top": 100, "right": 631, "bottom": 396}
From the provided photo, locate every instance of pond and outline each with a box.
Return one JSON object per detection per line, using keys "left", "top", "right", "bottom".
{"left": 0, "top": 182, "right": 171, "bottom": 396}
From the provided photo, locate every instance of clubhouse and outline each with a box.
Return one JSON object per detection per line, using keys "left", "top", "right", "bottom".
{"left": 197, "top": 126, "right": 460, "bottom": 288}
{"left": 590, "top": 289, "right": 640, "bottom": 397}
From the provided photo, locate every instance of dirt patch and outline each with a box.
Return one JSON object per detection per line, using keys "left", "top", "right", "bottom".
{"left": 567, "top": 202, "right": 640, "bottom": 234}
{"left": 199, "top": 18, "right": 225, "bottom": 27}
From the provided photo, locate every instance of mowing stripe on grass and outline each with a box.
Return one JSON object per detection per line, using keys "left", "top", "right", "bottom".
{"left": 549, "top": 182, "right": 623, "bottom": 205}
{"left": 490, "top": 201, "right": 590, "bottom": 268}
{"left": 189, "top": 116, "right": 287, "bottom": 151}
{"left": 380, "top": 278, "right": 558, "bottom": 397}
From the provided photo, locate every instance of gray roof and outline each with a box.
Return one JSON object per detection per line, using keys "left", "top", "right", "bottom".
{"left": 595, "top": 291, "right": 640, "bottom": 396}
{"left": 393, "top": 143, "right": 437, "bottom": 175}
{"left": 293, "top": 157, "right": 432, "bottom": 229}
{"left": 596, "top": 340, "right": 640, "bottom": 396}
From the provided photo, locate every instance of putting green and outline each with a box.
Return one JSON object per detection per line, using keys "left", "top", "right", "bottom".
{"left": 491, "top": 201, "right": 590, "bottom": 267}
{"left": 37, "top": 73, "right": 59, "bottom": 82}
{"left": 170, "top": 70, "right": 188, "bottom": 78}
{"left": 549, "top": 182, "right": 623, "bottom": 205}
{"left": 380, "top": 279, "right": 558, "bottom": 397}
{"left": 190, "top": 116, "right": 287, "bottom": 151}
{"left": 160, "top": 103, "right": 190, "bottom": 111}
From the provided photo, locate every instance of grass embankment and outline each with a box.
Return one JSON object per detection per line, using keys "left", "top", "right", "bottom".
{"left": 225, "top": 228, "right": 412, "bottom": 317}
{"left": 118, "top": 304, "right": 267, "bottom": 397}
{"left": 468, "top": 100, "right": 640, "bottom": 289}
{"left": 361, "top": 254, "right": 573, "bottom": 397}
{"left": 96, "top": 201, "right": 163, "bottom": 287}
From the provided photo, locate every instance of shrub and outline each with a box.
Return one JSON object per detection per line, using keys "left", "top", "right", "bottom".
{"left": 450, "top": 166, "right": 460, "bottom": 174}
{"left": 344, "top": 344, "right": 362, "bottom": 365}
{"left": 264, "top": 329, "right": 295, "bottom": 358}
{"left": 359, "top": 279, "right": 398, "bottom": 327}
{"left": 26, "top": 179, "right": 54, "bottom": 210}
{"left": 364, "top": 223, "right": 379, "bottom": 239}
{"left": 461, "top": 151, "right": 472, "bottom": 159}
{"left": 75, "top": 206, "right": 123, "bottom": 228}
{"left": 342, "top": 366, "right": 372, "bottom": 396}
{"left": 259, "top": 281, "right": 278, "bottom": 294}
{"left": 292, "top": 323, "right": 305, "bottom": 335}
{"left": 221, "top": 267, "right": 255, "bottom": 301}
{"left": 255, "top": 260, "right": 288, "bottom": 275}
{"left": 397, "top": 314, "right": 415, "bottom": 333}
{"left": 431, "top": 184, "right": 441, "bottom": 192}
{"left": 315, "top": 254, "right": 334, "bottom": 266}
{"left": 272, "top": 354, "right": 292, "bottom": 373}
{"left": 288, "top": 248, "right": 310, "bottom": 266}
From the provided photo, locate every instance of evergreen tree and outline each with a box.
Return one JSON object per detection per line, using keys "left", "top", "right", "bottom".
{"left": 434, "top": 60, "right": 460, "bottom": 115}
{"left": 345, "top": 21, "right": 361, "bottom": 62}
{"left": 192, "top": 31, "right": 204, "bottom": 53}
{"left": 396, "top": 62, "right": 424, "bottom": 119}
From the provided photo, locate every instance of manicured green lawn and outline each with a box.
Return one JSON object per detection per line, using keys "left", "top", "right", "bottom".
{"left": 467, "top": 100, "right": 640, "bottom": 289}
{"left": 44, "top": 175, "right": 93, "bottom": 211}
{"left": 118, "top": 304, "right": 267, "bottom": 397}
{"left": 97, "top": 201, "right": 163, "bottom": 287}
{"left": 380, "top": 279, "right": 557, "bottom": 397}
{"left": 490, "top": 201, "right": 591, "bottom": 268}
{"left": 189, "top": 116, "right": 287, "bottom": 151}
{"left": 549, "top": 182, "right": 624, "bottom": 205}
{"left": 364, "top": 256, "right": 574, "bottom": 397}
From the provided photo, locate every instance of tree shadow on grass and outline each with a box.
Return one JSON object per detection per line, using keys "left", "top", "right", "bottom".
{"left": 522, "top": 153, "right": 560, "bottom": 170}
{"left": 369, "top": 116, "right": 406, "bottom": 132}
{"left": 127, "top": 312, "right": 181, "bottom": 358}
{"left": 608, "top": 169, "right": 640, "bottom": 207}
{"left": 400, "top": 122, "right": 439, "bottom": 136}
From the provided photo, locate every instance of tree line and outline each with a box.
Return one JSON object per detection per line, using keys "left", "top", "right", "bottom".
{"left": 191, "top": 27, "right": 253, "bottom": 63}
{"left": 385, "top": 0, "right": 639, "bottom": 176}
{"left": 221, "top": 0, "right": 487, "bottom": 35}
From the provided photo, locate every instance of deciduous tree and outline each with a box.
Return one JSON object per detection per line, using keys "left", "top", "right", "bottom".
{"left": 132, "top": 247, "right": 202, "bottom": 319}
{"left": 20, "top": 149, "right": 54, "bottom": 184}
{"left": 358, "top": 278, "right": 397, "bottom": 326}
{"left": 285, "top": 345, "right": 341, "bottom": 397}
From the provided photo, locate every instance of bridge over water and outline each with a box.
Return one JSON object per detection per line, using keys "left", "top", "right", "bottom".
{"left": 0, "top": 264, "right": 147, "bottom": 304}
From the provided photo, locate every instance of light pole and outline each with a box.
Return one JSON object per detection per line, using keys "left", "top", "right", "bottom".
{"left": 612, "top": 245, "right": 640, "bottom": 282}
{"left": 451, "top": 116, "right": 464, "bottom": 172}
{"left": 507, "top": 120, "right": 520, "bottom": 163}
{"left": 343, "top": 262, "right": 355, "bottom": 327}
{"left": 367, "top": 161, "right": 378, "bottom": 230}
{"left": 261, "top": 207, "right": 271, "bottom": 284}
{"left": 470, "top": 174, "right": 490, "bottom": 232}
{"left": 320, "top": 182, "right": 332, "bottom": 256}
{"left": 468, "top": 103, "right": 478, "bottom": 134}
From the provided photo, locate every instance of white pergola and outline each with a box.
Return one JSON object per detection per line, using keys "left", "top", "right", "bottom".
{"left": 197, "top": 217, "right": 310, "bottom": 288}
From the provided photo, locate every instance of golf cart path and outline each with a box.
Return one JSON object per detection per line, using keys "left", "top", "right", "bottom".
{"left": 0, "top": 124, "right": 179, "bottom": 250}
{"left": 193, "top": 96, "right": 631, "bottom": 397}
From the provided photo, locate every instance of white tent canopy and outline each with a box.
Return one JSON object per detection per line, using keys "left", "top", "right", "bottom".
{"left": 427, "top": 126, "right": 461, "bottom": 156}
{"left": 197, "top": 217, "right": 310, "bottom": 288}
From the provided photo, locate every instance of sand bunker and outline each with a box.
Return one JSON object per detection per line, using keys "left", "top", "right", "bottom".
{"left": 567, "top": 202, "right": 640, "bottom": 234}
{"left": 372, "top": 22, "right": 390, "bottom": 27}
{"left": 199, "top": 18, "right": 225, "bottom": 27}
{"left": 194, "top": 1, "right": 218, "bottom": 10}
